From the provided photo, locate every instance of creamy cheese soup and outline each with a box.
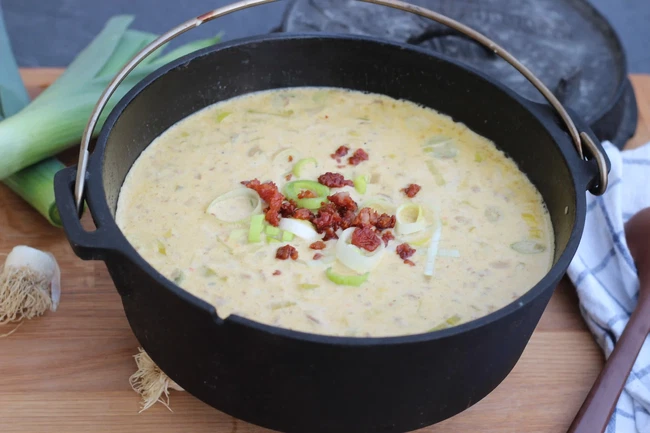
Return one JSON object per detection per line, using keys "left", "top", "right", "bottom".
{"left": 116, "top": 88, "right": 554, "bottom": 337}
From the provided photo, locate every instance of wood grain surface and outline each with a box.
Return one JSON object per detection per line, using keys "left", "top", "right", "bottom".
{"left": 1, "top": 70, "right": 649, "bottom": 433}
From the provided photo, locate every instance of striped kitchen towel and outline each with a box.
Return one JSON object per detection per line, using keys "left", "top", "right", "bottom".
{"left": 567, "top": 140, "right": 650, "bottom": 433}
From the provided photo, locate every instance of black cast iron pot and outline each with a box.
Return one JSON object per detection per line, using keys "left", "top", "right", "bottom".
{"left": 53, "top": 5, "right": 610, "bottom": 432}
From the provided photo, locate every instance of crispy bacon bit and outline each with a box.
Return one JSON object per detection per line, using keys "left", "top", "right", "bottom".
{"left": 288, "top": 155, "right": 294, "bottom": 162}
{"left": 327, "top": 192, "right": 358, "bottom": 213}
{"left": 396, "top": 243, "right": 416, "bottom": 260}
{"left": 313, "top": 253, "right": 324, "bottom": 260}
{"left": 298, "top": 190, "right": 318, "bottom": 199}
{"left": 312, "top": 208, "right": 342, "bottom": 234}
{"left": 322, "top": 227, "right": 339, "bottom": 241}
{"left": 310, "top": 241, "right": 327, "bottom": 250}
{"left": 375, "top": 213, "right": 396, "bottom": 230}
{"left": 404, "top": 259, "right": 416, "bottom": 267}
{"left": 351, "top": 227, "right": 382, "bottom": 252}
{"left": 331, "top": 145, "right": 350, "bottom": 160}
{"left": 340, "top": 209, "right": 356, "bottom": 230}
{"left": 402, "top": 183, "right": 422, "bottom": 198}
{"left": 318, "top": 172, "right": 354, "bottom": 188}
{"left": 348, "top": 148, "right": 369, "bottom": 166}
{"left": 293, "top": 208, "right": 313, "bottom": 220}
{"left": 242, "top": 179, "right": 284, "bottom": 226}
{"left": 285, "top": 173, "right": 293, "bottom": 181}
{"left": 276, "top": 245, "right": 299, "bottom": 261}
{"left": 381, "top": 231, "right": 395, "bottom": 246}
{"left": 280, "top": 199, "right": 298, "bottom": 218}
{"left": 273, "top": 270, "right": 282, "bottom": 276}
{"left": 352, "top": 207, "right": 379, "bottom": 228}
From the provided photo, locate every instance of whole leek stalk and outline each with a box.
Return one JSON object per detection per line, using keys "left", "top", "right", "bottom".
{"left": 0, "top": 12, "right": 222, "bottom": 226}
{"left": 0, "top": 7, "right": 65, "bottom": 225}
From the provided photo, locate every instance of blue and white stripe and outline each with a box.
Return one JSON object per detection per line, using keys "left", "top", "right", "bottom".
{"left": 567, "top": 141, "right": 650, "bottom": 433}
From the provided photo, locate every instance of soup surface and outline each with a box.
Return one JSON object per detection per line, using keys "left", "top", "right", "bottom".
{"left": 116, "top": 87, "right": 554, "bottom": 337}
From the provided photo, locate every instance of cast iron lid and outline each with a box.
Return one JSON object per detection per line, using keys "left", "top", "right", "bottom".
{"left": 282, "top": 0, "right": 638, "bottom": 149}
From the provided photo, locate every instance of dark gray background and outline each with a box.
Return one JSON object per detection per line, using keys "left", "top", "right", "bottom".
{"left": 2, "top": 0, "right": 649, "bottom": 73}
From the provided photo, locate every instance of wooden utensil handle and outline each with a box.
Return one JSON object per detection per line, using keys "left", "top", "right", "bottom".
{"left": 567, "top": 293, "right": 650, "bottom": 433}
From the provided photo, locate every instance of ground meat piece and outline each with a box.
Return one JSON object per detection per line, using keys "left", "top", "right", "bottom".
{"left": 313, "top": 253, "right": 324, "bottom": 260}
{"left": 402, "top": 183, "right": 422, "bottom": 198}
{"left": 381, "top": 231, "right": 395, "bottom": 246}
{"left": 293, "top": 208, "right": 313, "bottom": 220}
{"left": 288, "top": 155, "right": 294, "bottom": 162}
{"left": 298, "top": 190, "right": 318, "bottom": 199}
{"left": 285, "top": 173, "right": 293, "bottom": 181}
{"left": 331, "top": 145, "right": 349, "bottom": 160}
{"left": 242, "top": 179, "right": 284, "bottom": 226}
{"left": 327, "top": 192, "right": 358, "bottom": 213}
{"left": 348, "top": 148, "right": 369, "bottom": 166}
{"left": 375, "top": 213, "right": 396, "bottom": 230}
{"left": 276, "top": 245, "right": 299, "bottom": 260}
{"left": 318, "top": 172, "right": 354, "bottom": 188}
{"left": 273, "top": 270, "right": 282, "bottom": 276}
{"left": 396, "top": 243, "right": 416, "bottom": 260}
{"left": 310, "top": 241, "right": 327, "bottom": 250}
{"left": 404, "top": 259, "right": 416, "bottom": 267}
{"left": 280, "top": 199, "right": 298, "bottom": 218}
{"left": 351, "top": 227, "right": 381, "bottom": 252}
{"left": 352, "top": 207, "right": 379, "bottom": 228}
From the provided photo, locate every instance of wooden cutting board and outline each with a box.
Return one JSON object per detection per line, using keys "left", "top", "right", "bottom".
{"left": 1, "top": 70, "right": 649, "bottom": 433}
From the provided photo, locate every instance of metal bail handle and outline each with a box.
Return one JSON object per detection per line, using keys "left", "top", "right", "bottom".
{"left": 74, "top": 0, "right": 609, "bottom": 216}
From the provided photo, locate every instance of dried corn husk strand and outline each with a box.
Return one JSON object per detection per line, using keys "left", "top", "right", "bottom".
{"left": 129, "top": 347, "right": 184, "bottom": 412}
{"left": 0, "top": 246, "right": 60, "bottom": 335}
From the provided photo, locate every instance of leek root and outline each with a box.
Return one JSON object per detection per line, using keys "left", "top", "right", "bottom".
{"left": 129, "top": 348, "right": 184, "bottom": 412}
{"left": 0, "top": 246, "right": 61, "bottom": 336}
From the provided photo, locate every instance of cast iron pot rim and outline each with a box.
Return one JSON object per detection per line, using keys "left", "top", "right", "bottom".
{"left": 88, "top": 32, "right": 586, "bottom": 346}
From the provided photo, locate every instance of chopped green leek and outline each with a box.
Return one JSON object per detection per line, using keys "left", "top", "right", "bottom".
{"left": 425, "top": 160, "right": 446, "bottom": 186}
{"left": 215, "top": 111, "right": 232, "bottom": 123}
{"left": 474, "top": 152, "right": 484, "bottom": 162}
{"left": 265, "top": 225, "right": 281, "bottom": 237}
{"left": 521, "top": 213, "right": 537, "bottom": 226}
{"left": 325, "top": 267, "right": 369, "bottom": 287}
{"left": 423, "top": 140, "right": 458, "bottom": 159}
{"left": 281, "top": 231, "right": 295, "bottom": 242}
{"left": 248, "top": 215, "right": 265, "bottom": 243}
{"left": 247, "top": 109, "right": 294, "bottom": 117}
{"left": 298, "top": 283, "right": 319, "bottom": 290}
{"left": 156, "top": 240, "right": 167, "bottom": 255}
{"left": 270, "top": 301, "right": 297, "bottom": 310}
{"left": 284, "top": 180, "right": 330, "bottom": 209}
{"left": 0, "top": 12, "right": 220, "bottom": 214}
{"left": 429, "top": 314, "right": 462, "bottom": 331}
{"left": 511, "top": 240, "right": 546, "bottom": 254}
{"left": 266, "top": 237, "right": 281, "bottom": 244}
{"left": 203, "top": 266, "right": 218, "bottom": 277}
{"left": 353, "top": 174, "right": 368, "bottom": 194}
{"left": 292, "top": 157, "right": 318, "bottom": 177}
{"left": 172, "top": 270, "right": 185, "bottom": 285}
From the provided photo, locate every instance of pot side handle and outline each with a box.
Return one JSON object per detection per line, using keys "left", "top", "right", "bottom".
{"left": 54, "top": 165, "right": 117, "bottom": 261}
{"left": 528, "top": 101, "right": 611, "bottom": 195}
